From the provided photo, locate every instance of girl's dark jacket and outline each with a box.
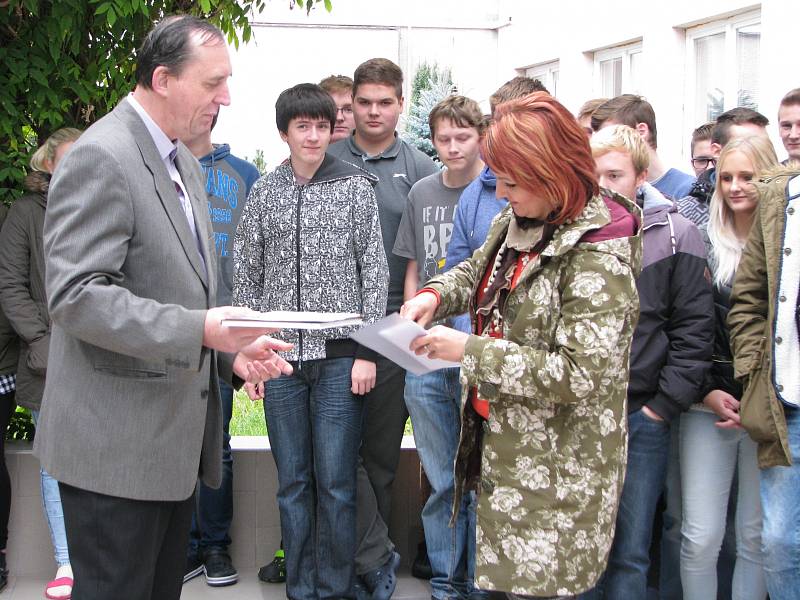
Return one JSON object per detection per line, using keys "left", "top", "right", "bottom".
{"left": 699, "top": 226, "right": 741, "bottom": 401}
{"left": 0, "top": 171, "right": 51, "bottom": 410}
{"left": 0, "top": 205, "right": 20, "bottom": 380}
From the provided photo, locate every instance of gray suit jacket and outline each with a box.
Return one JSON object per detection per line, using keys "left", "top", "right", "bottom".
{"left": 35, "top": 98, "right": 232, "bottom": 501}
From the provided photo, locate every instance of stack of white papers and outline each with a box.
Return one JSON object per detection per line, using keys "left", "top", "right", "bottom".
{"left": 222, "top": 311, "right": 362, "bottom": 330}
{"left": 351, "top": 314, "right": 460, "bottom": 375}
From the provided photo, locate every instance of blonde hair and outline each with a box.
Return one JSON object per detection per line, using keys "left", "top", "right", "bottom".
{"left": 708, "top": 135, "right": 778, "bottom": 287}
{"left": 589, "top": 124, "right": 650, "bottom": 176}
{"left": 29, "top": 128, "right": 82, "bottom": 173}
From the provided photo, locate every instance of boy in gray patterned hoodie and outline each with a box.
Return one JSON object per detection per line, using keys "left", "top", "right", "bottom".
{"left": 233, "top": 83, "right": 388, "bottom": 599}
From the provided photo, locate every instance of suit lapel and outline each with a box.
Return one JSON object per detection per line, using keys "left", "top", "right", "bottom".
{"left": 116, "top": 100, "right": 209, "bottom": 290}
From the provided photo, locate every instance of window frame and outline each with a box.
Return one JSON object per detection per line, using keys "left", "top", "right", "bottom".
{"left": 684, "top": 9, "right": 761, "bottom": 131}
{"left": 592, "top": 41, "right": 643, "bottom": 98}
{"left": 518, "top": 60, "right": 560, "bottom": 98}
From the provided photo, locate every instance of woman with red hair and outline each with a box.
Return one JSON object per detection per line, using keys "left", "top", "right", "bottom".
{"left": 401, "top": 92, "right": 642, "bottom": 598}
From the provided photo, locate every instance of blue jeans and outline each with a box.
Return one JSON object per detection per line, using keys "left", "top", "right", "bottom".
{"left": 679, "top": 408, "right": 766, "bottom": 600}
{"left": 760, "top": 406, "right": 800, "bottom": 600}
{"left": 188, "top": 378, "right": 234, "bottom": 555}
{"left": 597, "top": 408, "right": 671, "bottom": 600}
{"left": 405, "top": 368, "right": 477, "bottom": 600}
{"left": 265, "top": 357, "right": 362, "bottom": 600}
{"left": 32, "top": 410, "right": 70, "bottom": 567}
{"left": 659, "top": 420, "right": 683, "bottom": 600}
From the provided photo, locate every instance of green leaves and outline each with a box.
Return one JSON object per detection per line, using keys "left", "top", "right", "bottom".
{"left": 0, "top": 0, "right": 334, "bottom": 202}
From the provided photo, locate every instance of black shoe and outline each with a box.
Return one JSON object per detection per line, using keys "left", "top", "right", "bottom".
{"left": 0, "top": 552, "right": 6, "bottom": 593}
{"left": 362, "top": 551, "right": 400, "bottom": 600}
{"left": 411, "top": 541, "right": 432, "bottom": 580}
{"left": 183, "top": 553, "right": 204, "bottom": 584}
{"left": 202, "top": 547, "right": 238, "bottom": 587}
{"left": 258, "top": 548, "right": 287, "bottom": 583}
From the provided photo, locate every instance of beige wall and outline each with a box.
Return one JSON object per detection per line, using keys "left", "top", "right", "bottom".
{"left": 4, "top": 442, "right": 423, "bottom": 578}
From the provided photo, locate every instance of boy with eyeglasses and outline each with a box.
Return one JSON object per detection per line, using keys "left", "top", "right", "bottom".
{"left": 689, "top": 122, "right": 716, "bottom": 177}
{"left": 320, "top": 75, "right": 356, "bottom": 143}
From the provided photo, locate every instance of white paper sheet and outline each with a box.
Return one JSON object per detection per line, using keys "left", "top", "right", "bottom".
{"left": 222, "top": 311, "right": 362, "bottom": 330}
{"left": 350, "top": 313, "right": 460, "bottom": 375}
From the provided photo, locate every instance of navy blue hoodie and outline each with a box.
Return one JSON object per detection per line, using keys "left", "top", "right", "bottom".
{"left": 199, "top": 144, "right": 260, "bottom": 306}
{"left": 444, "top": 165, "right": 506, "bottom": 332}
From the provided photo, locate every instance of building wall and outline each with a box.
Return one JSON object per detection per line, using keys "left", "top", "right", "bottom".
{"left": 213, "top": 0, "right": 502, "bottom": 169}
{"left": 498, "top": 0, "right": 800, "bottom": 169}
{"left": 214, "top": 0, "right": 796, "bottom": 172}
{"left": 4, "top": 440, "right": 424, "bottom": 578}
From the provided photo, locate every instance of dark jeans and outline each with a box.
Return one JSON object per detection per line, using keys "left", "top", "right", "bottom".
{"left": 265, "top": 357, "right": 363, "bottom": 600}
{"left": 59, "top": 481, "right": 193, "bottom": 600}
{"left": 586, "top": 408, "right": 671, "bottom": 600}
{"left": 355, "top": 460, "right": 395, "bottom": 575}
{"left": 360, "top": 355, "right": 407, "bottom": 523}
{"left": 0, "top": 391, "right": 13, "bottom": 550}
{"left": 188, "top": 379, "right": 234, "bottom": 555}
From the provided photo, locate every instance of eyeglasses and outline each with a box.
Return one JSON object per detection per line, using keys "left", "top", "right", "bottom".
{"left": 336, "top": 106, "right": 353, "bottom": 115}
{"left": 691, "top": 156, "right": 716, "bottom": 169}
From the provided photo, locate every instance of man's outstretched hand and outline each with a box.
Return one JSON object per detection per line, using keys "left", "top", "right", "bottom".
{"left": 233, "top": 336, "right": 293, "bottom": 384}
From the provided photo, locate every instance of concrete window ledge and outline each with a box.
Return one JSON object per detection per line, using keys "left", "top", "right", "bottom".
{"left": 3, "top": 436, "right": 423, "bottom": 578}
{"left": 230, "top": 435, "right": 418, "bottom": 451}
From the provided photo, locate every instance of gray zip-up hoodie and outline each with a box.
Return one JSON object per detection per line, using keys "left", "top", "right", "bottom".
{"left": 233, "top": 153, "right": 388, "bottom": 363}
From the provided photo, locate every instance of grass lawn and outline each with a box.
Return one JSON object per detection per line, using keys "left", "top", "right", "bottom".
{"left": 230, "top": 389, "right": 267, "bottom": 436}
{"left": 230, "top": 389, "right": 414, "bottom": 437}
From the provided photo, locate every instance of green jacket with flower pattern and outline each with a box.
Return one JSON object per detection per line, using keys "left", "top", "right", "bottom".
{"left": 424, "top": 192, "right": 642, "bottom": 596}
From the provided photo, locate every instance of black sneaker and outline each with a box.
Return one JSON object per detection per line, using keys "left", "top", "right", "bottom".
{"left": 202, "top": 547, "right": 238, "bottom": 587}
{"left": 411, "top": 540, "right": 432, "bottom": 580}
{"left": 258, "top": 548, "right": 287, "bottom": 583}
{"left": 0, "top": 552, "right": 7, "bottom": 593}
{"left": 183, "top": 553, "right": 204, "bottom": 584}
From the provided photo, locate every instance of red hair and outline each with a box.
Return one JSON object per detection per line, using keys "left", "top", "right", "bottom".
{"left": 482, "top": 92, "right": 599, "bottom": 225}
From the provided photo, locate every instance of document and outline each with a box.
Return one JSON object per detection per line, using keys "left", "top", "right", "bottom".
{"left": 222, "top": 311, "right": 362, "bottom": 330}
{"left": 350, "top": 313, "right": 460, "bottom": 376}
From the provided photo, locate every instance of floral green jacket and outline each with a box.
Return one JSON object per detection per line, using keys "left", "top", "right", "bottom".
{"left": 425, "top": 192, "right": 642, "bottom": 596}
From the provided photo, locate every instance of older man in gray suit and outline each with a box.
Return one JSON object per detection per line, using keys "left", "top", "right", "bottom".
{"left": 34, "top": 16, "right": 290, "bottom": 600}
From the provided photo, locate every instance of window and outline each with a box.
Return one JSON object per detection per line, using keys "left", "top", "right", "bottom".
{"left": 686, "top": 11, "right": 760, "bottom": 126}
{"left": 593, "top": 43, "right": 642, "bottom": 97}
{"left": 521, "top": 60, "right": 559, "bottom": 97}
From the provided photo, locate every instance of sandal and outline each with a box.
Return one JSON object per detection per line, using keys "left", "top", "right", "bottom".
{"left": 45, "top": 576, "right": 73, "bottom": 600}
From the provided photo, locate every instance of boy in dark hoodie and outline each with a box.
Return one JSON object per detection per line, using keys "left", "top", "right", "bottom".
{"left": 587, "top": 125, "right": 713, "bottom": 600}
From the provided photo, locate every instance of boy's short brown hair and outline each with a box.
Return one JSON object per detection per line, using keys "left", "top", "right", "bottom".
{"left": 577, "top": 98, "right": 609, "bottom": 123}
{"left": 591, "top": 94, "right": 659, "bottom": 149}
{"left": 780, "top": 88, "right": 800, "bottom": 109}
{"left": 690, "top": 122, "right": 714, "bottom": 155}
{"left": 319, "top": 75, "right": 353, "bottom": 96}
{"left": 711, "top": 107, "right": 769, "bottom": 147}
{"left": 489, "top": 76, "right": 548, "bottom": 115}
{"left": 353, "top": 58, "right": 403, "bottom": 99}
{"left": 428, "top": 95, "right": 486, "bottom": 137}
